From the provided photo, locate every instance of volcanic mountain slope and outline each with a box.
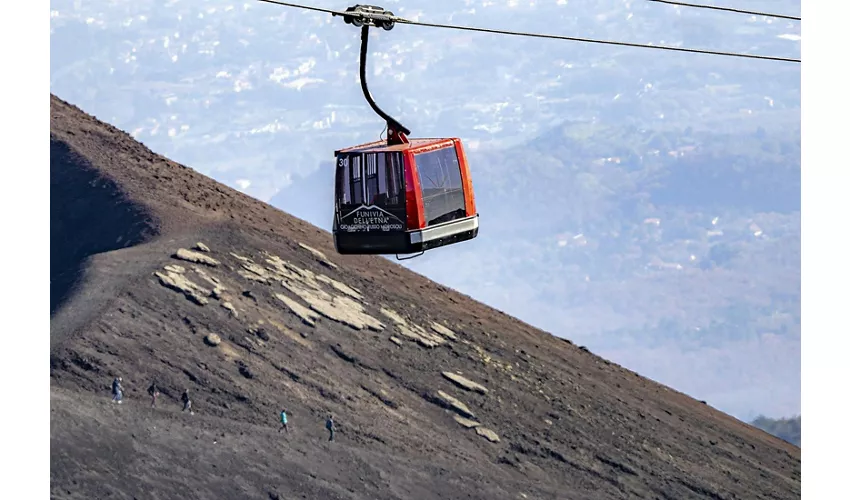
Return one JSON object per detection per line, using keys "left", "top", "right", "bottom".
{"left": 49, "top": 93, "right": 800, "bottom": 500}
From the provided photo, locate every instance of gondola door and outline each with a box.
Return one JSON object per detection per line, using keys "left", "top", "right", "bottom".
{"left": 334, "top": 150, "right": 410, "bottom": 254}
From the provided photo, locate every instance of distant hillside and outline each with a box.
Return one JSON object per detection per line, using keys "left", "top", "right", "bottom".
{"left": 751, "top": 416, "right": 801, "bottom": 447}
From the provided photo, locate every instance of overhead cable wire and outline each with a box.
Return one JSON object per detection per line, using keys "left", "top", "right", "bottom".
{"left": 256, "top": 0, "right": 800, "bottom": 63}
{"left": 256, "top": 0, "right": 346, "bottom": 16}
{"left": 390, "top": 17, "right": 799, "bottom": 63}
{"left": 646, "top": 0, "right": 801, "bottom": 21}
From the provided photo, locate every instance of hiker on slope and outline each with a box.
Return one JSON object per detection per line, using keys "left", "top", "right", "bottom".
{"left": 326, "top": 414, "right": 335, "bottom": 441}
{"left": 279, "top": 408, "right": 289, "bottom": 433}
{"left": 181, "top": 388, "right": 193, "bottom": 414}
{"left": 148, "top": 380, "right": 160, "bottom": 408}
{"left": 111, "top": 377, "right": 123, "bottom": 404}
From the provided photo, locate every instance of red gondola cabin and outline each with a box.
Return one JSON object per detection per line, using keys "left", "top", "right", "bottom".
{"left": 333, "top": 138, "right": 479, "bottom": 255}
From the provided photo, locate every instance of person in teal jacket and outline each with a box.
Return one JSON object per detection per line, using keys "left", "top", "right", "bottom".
{"left": 279, "top": 409, "right": 288, "bottom": 433}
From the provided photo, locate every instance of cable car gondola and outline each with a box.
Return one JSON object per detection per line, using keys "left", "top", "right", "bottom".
{"left": 332, "top": 5, "right": 479, "bottom": 258}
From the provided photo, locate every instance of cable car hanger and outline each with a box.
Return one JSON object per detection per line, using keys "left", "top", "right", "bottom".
{"left": 256, "top": 1, "right": 801, "bottom": 63}
{"left": 340, "top": 5, "right": 411, "bottom": 147}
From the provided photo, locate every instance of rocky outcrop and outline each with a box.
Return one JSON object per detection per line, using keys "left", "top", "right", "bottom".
{"left": 229, "top": 252, "right": 252, "bottom": 263}
{"left": 238, "top": 260, "right": 274, "bottom": 284}
{"left": 280, "top": 279, "right": 383, "bottom": 332}
{"left": 316, "top": 274, "right": 363, "bottom": 300}
{"left": 433, "top": 390, "right": 476, "bottom": 419}
{"left": 453, "top": 415, "right": 481, "bottom": 428}
{"left": 298, "top": 242, "right": 339, "bottom": 270}
{"left": 380, "top": 308, "right": 447, "bottom": 348}
{"left": 431, "top": 322, "right": 458, "bottom": 341}
{"left": 221, "top": 302, "right": 238, "bottom": 317}
{"left": 215, "top": 250, "right": 383, "bottom": 332}
{"left": 155, "top": 269, "right": 210, "bottom": 305}
{"left": 192, "top": 267, "right": 227, "bottom": 298}
{"left": 442, "top": 372, "right": 489, "bottom": 395}
{"left": 275, "top": 293, "right": 319, "bottom": 327}
{"left": 475, "top": 427, "right": 500, "bottom": 443}
{"left": 173, "top": 248, "right": 220, "bottom": 267}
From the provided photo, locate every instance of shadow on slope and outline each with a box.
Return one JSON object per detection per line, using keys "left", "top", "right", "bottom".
{"left": 50, "top": 138, "right": 159, "bottom": 315}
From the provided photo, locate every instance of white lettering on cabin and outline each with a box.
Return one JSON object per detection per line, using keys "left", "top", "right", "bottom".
{"left": 352, "top": 210, "right": 389, "bottom": 225}
{"left": 339, "top": 222, "right": 404, "bottom": 232}
{"left": 339, "top": 206, "right": 404, "bottom": 232}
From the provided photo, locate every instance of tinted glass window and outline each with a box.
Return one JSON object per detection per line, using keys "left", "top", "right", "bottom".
{"left": 336, "top": 152, "right": 404, "bottom": 207}
{"left": 364, "top": 153, "right": 380, "bottom": 204}
{"left": 415, "top": 147, "right": 466, "bottom": 225}
{"left": 383, "top": 152, "right": 404, "bottom": 206}
{"left": 337, "top": 156, "right": 351, "bottom": 204}
{"left": 350, "top": 155, "right": 363, "bottom": 205}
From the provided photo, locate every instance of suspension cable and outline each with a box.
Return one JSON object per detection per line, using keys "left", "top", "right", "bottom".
{"left": 255, "top": 1, "right": 800, "bottom": 63}
{"left": 646, "top": 1, "right": 801, "bottom": 22}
